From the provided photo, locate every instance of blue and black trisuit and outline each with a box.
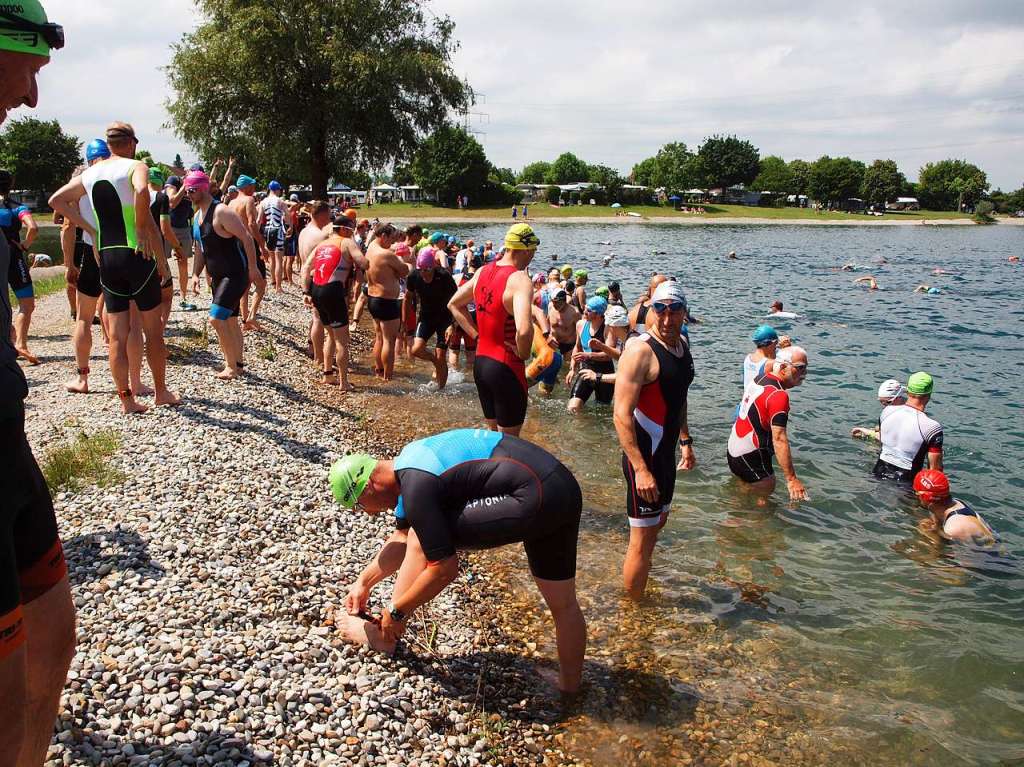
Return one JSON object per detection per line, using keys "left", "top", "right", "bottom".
{"left": 392, "top": 429, "right": 582, "bottom": 581}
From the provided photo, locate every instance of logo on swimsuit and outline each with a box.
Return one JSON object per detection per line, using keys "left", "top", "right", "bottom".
{"left": 478, "top": 285, "right": 495, "bottom": 312}
{"left": 465, "top": 494, "right": 509, "bottom": 509}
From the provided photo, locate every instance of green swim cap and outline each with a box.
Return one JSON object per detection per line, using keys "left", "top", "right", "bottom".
{"left": 560, "top": 264, "right": 573, "bottom": 276}
{"left": 148, "top": 167, "right": 165, "bottom": 185}
{"left": 574, "top": 269, "right": 588, "bottom": 280}
{"left": 907, "top": 371, "right": 934, "bottom": 396}
{"left": 595, "top": 286, "right": 610, "bottom": 298}
{"left": 0, "top": 0, "right": 59, "bottom": 58}
{"left": 329, "top": 454, "right": 378, "bottom": 508}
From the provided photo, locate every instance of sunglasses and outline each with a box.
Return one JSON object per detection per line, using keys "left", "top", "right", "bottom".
{"left": 651, "top": 301, "right": 686, "bottom": 314}
{"left": 184, "top": 188, "right": 202, "bottom": 195}
{"left": 790, "top": 363, "right": 808, "bottom": 372}
{"left": 0, "top": 9, "right": 64, "bottom": 50}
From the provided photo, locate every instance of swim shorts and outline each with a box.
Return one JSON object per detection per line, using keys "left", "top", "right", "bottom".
{"left": 210, "top": 274, "right": 249, "bottom": 320}
{"left": 0, "top": 404, "right": 68, "bottom": 660}
{"left": 474, "top": 356, "right": 528, "bottom": 428}
{"left": 623, "top": 450, "right": 677, "bottom": 527}
{"left": 727, "top": 451, "right": 774, "bottom": 484}
{"left": 263, "top": 227, "right": 284, "bottom": 251}
{"left": 311, "top": 281, "right": 350, "bottom": 329}
{"left": 569, "top": 368, "right": 614, "bottom": 405}
{"left": 367, "top": 296, "right": 401, "bottom": 322}
{"left": 8, "top": 250, "right": 32, "bottom": 299}
{"left": 415, "top": 317, "right": 452, "bottom": 350}
{"left": 171, "top": 226, "right": 193, "bottom": 258}
{"left": 73, "top": 242, "right": 101, "bottom": 299}
{"left": 99, "top": 247, "right": 162, "bottom": 313}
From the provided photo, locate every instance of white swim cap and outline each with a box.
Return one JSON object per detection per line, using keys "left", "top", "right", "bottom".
{"left": 650, "top": 280, "right": 687, "bottom": 307}
{"left": 605, "top": 305, "right": 629, "bottom": 327}
{"left": 877, "top": 379, "right": 905, "bottom": 401}
{"left": 32, "top": 253, "right": 52, "bottom": 266}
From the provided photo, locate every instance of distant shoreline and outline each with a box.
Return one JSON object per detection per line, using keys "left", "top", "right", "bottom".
{"left": 387, "top": 215, "right": 1022, "bottom": 227}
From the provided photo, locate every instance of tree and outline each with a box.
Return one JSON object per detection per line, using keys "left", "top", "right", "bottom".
{"left": 173, "top": 153, "right": 184, "bottom": 169}
{"left": 545, "top": 152, "right": 589, "bottom": 184}
{"left": 135, "top": 149, "right": 155, "bottom": 166}
{"left": 491, "top": 166, "right": 516, "bottom": 186}
{"left": 411, "top": 126, "right": 490, "bottom": 205}
{"left": 750, "top": 155, "right": 795, "bottom": 193}
{"left": 788, "top": 159, "right": 811, "bottom": 196}
{"left": 696, "top": 135, "right": 760, "bottom": 190}
{"left": 860, "top": 159, "right": 906, "bottom": 206}
{"left": 391, "top": 164, "right": 415, "bottom": 186}
{"left": 917, "top": 159, "right": 988, "bottom": 211}
{"left": 631, "top": 156, "right": 658, "bottom": 187}
{"left": 587, "top": 163, "right": 623, "bottom": 198}
{"left": 0, "top": 117, "right": 81, "bottom": 197}
{"left": 166, "top": 0, "right": 471, "bottom": 199}
{"left": 517, "top": 161, "right": 550, "bottom": 184}
{"left": 808, "top": 156, "right": 866, "bottom": 205}
{"left": 650, "top": 142, "right": 698, "bottom": 192}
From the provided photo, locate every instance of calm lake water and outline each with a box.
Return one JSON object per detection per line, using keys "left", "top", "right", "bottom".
{"left": 381, "top": 222, "right": 1023, "bottom": 765}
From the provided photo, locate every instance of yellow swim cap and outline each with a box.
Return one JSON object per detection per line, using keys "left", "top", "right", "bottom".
{"left": 504, "top": 223, "right": 540, "bottom": 251}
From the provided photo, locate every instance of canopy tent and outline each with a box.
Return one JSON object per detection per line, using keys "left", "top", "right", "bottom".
{"left": 610, "top": 202, "right": 622, "bottom": 208}
{"left": 668, "top": 195, "right": 681, "bottom": 201}
{"left": 371, "top": 183, "right": 399, "bottom": 191}
{"left": 329, "top": 183, "right": 352, "bottom": 192}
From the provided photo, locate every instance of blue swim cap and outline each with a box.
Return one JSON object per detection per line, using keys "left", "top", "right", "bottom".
{"left": 586, "top": 296, "right": 609, "bottom": 315}
{"left": 85, "top": 139, "right": 110, "bottom": 163}
{"left": 269, "top": 180, "right": 283, "bottom": 192}
{"left": 928, "top": 287, "right": 941, "bottom": 294}
{"left": 189, "top": 163, "right": 205, "bottom": 172}
{"left": 752, "top": 324, "right": 779, "bottom": 346}
{"left": 474, "top": 244, "right": 485, "bottom": 256}
{"left": 236, "top": 174, "right": 256, "bottom": 188}
{"left": 429, "top": 231, "right": 445, "bottom": 245}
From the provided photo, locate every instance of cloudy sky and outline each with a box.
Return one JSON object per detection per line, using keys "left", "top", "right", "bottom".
{"left": 30, "top": 0, "right": 1024, "bottom": 189}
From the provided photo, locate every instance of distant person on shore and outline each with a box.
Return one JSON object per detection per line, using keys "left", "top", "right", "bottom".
{"left": 613, "top": 280, "right": 695, "bottom": 598}
{"left": 511, "top": 204, "right": 517, "bottom": 220}
{"left": 852, "top": 379, "right": 906, "bottom": 440}
{"left": 873, "top": 372, "right": 943, "bottom": 482}
{"left": 913, "top": 470, "right": 997, "bottom": 545}
{"left": 331, "top": 429, "right": 586, "bottom": 693}
{"left": 854, "top": 275, "right": 879, "bottom": 290}
{"left": 743, "top": 325, "right": 779, "bottom": 389}
{"left": 727, "top": 345, "right": 810, "bottom": 501}
{"left": 1, "top": 8, "right": 79, "bottom": 764}
{"left": 449, "top": 223, "right": 540, "bottom": 436}
{"left": 1, "top": 168, "right": 39, "bottom": 364}
{"left": 297, "top": 200, "right": 333, "bottom": 369}
{"left": 766, "top": 300, "right": 799, "bottom": 319}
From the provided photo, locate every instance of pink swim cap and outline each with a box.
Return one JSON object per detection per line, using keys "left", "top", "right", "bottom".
{"left": 417, "top": 247, "right": 436, "bottom": 269}
{"left": 394, "top": 242, "right": 411, "bottom": 258}
{"left": 184, "top": 170, "right": 210, "bottom": 191}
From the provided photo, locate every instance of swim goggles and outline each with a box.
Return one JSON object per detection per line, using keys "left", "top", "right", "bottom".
{"left": 0, "top": 9, "right": 64, "bottom": 50}
{"left": 651, "top": 301, "right": 686, "bottom": 314}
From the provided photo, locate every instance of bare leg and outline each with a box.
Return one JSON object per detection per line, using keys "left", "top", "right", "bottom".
{"left": 211, "top": 317, "right": 242, "bottom": 379}
{"left": 434, "top": 346, "right": 448, "bottom": 390}
{"left": 332, "top": 326, "right": 351, "bottom": 390}
{"left": 139, "top": 306, "right": 180, "bottom": 405}
{"left": 66, "top": 293, "right": 100, "bottom": 393}
{"left": 160, "top": 283, "right": 173, "bottom": 330}
{"left": 245, "top": 274, "right": 266, "bottom": 331}
{"left": 0, "top": 643, "right": 27, "bottom": 761}
{"left": 310, "top": 314, "right": 325, "bottom": 368}
{"left": 107, "top": 311, "right": 148, "bottom": 413}
{"left": 13, "top": 296, "right": 38, "bottom": 364}
{"left": 533, "top": 577, "right": 586, "bottom": 694}
{"left": 65, "top": 282, "right": 76, "bottom": 318}
{"left": 623, "top": 518, "right": 666, "bottom": 599}
{"left": 352, "top": 287, "right": 367, "bottom": 325}
{"left": 371, "top": 319, "right": 384, "bottom": 376}
{"left": 126, "top": 304, "right": 151, "bottom": 396}
{"left": 175, "top": 254, "right": 190, "bottom": 304}
{"left": 17, "top": 577, "right": 76, "bottom": 767}
{"left": 497, "top": 424, "right": 522, "bottom": 437}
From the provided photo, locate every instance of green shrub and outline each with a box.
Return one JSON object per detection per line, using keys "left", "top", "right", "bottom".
{"left": 42, "top": 430, "right": 124, "bottom": 492}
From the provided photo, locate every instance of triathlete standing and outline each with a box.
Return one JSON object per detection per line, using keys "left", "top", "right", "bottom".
{"left": 258, "top": 180, "right": 289, "bottom": 293}
{"left": 187, "top": 170, "right": 261, "bottom": 379}
{"left": 449, "top": 223, "right": 540, "bottom": 436}
{"left": 331, "top": 428, "right": 586, "bottom": 694}
{"left": 49, "top": 122, "right": 180, "bottom": 413}
{"left": 230, "top": 174, "right": 268, "bottom": 330}
{"left": 146, "top": 166, "right": 181, "bottom": 329}
{"left": 164, "top": 174, "right": 197, "bottom": 310}
{"left": 297, "top": 200, "right": 333, "bottom": 370}
{"left": 0, "top": 168, "right": 39, "bottom": 364}
{"left": 365, "top": 222, "right": 411, "bottom": 380}
{"left": 613, "top": 280, "right": 696, "bottom": 598}
{"left": 873, "top": 371, "right": 943, "bottom": 481}
{"left": 405, "top": 247, "right": 457, "bottom": 390}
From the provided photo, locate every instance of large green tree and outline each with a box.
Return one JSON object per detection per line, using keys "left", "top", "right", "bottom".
{"left": 808, "top": 156, "right": 866, "bottom": 205}
{"left": 917, "top": 159, "right": 989, "bottom": 211}
{"left": 651, "top": 142, "right": 698, "bottom": 191}
{"left": 696, "top": 135, "right": 760, "bottom": 190}
{"left": 517, "top": 161, "right": 551, "bottom": 184}
{"left": 0, "top": 117, "right": 80, "bottom": 197}
{"left": 630, "top": 156, "right": 658, "bottom": 187}
{"left": 788, "top": 159, "right": 812, "bottom": 196}
{"left": 545, "top": 152, "right": 589, "bottom": 184}
{"left": 860, "top": 159, "right": 906, "bottom": 206}
{"left": 411, "top": 126, "right": 490, "bottom": 204}
{"left": 750, "top": 155, "right": 795, "bottom": 193}
{"left": 165, "top": 0, "right": 471, "bottom": 199}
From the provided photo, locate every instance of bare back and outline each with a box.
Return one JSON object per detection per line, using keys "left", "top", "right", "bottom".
{"left": 366, "top": 242, "right": 408, "bottom": 299}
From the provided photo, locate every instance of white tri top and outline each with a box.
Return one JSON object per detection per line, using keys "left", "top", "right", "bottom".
{"left": 877, "top": 404, "right": 943, "bottom": 471}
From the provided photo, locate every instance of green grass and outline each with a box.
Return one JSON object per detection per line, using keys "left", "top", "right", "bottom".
{"left": 8, "top": 273, "right": 67, "bottom": 306}
{"left": 363, "top": 201, "right": 972, "bottom": 221}
{"left": 42, "top": 429, "right": 125, "bottom": 492}
{"left": 168, "top": 321, "right": 211, "bottom": 360}
{"left": 257, "top": 338, "right": 276, "bottom": 361}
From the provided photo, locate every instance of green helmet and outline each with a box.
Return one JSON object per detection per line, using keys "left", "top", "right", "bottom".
{"left": 329, "top": 453, "right": 378, "bottom": 508}
{"left": 0, "top": 0, "right": 62, "bottom": 58}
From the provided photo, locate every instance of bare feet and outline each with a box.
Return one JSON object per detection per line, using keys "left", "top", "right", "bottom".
{"left": 133, "top": 383, "right": 155, "bottom": 397}
{"left": 336, "top": 613, "right": 396, "bottom": 654}
{"left": 321, "top": 370, "right": 338, "bottom": 386}
{"left": 15, "top": 347, "right": 39, "bottom": 365}
{"left": 65, "top": 376, "right": 89, "bottom": 394}
{"left": 215, "top": 367, "right": 240, "bottom": 380}
{"left": 120, "top": 396, "right": 150, "bottom": 415}
{"left": 243, "top": 319, "right": 263, "bottom": 332}
{"left": 154, "top": 389, "right": 182, "bottom": 407}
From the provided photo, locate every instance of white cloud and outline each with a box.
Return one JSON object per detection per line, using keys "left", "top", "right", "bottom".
{"left": 15, "top": 0, "right": 1024, "bottom": 189}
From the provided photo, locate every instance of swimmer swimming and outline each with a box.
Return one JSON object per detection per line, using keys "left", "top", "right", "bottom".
{"left": 913, "top": 470, "right": 996, "bottom": 545}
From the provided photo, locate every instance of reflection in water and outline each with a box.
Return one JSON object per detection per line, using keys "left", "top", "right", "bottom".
{"left": 354, "top": 222, "right": 1023, "bottom": 765}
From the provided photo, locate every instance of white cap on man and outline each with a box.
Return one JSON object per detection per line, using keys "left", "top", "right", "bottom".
{"left": 650, "top": 279, "right": 687, "bottom": 308}
{"left": 877, "top": 379, "right": 905, "bottom": 402}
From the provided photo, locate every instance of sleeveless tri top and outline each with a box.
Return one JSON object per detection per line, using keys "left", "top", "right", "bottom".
{"left": 81, "top": 157, "right": 142, "bottom": 251}
{"left": 633, "top": 333, "right": 695, "bottom": 457}
{"left": 474, "top": 262, "right": 522, "bottom": 372}
{"left": 196, "top": 201, "right": 246, "bottom": 279}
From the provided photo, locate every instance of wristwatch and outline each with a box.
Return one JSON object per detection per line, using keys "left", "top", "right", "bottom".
{"left": 679, "top": 437, "right": 693, "bottom": 447}
{"left": 388, "top": 603, "right": 406, "bottom": 623}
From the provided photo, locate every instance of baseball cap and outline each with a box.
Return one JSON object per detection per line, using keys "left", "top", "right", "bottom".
{"left": 651, "top": 280, "right": 687, "bottom": 308}
{"left": 907, "top": 372, "right": 934, "bottom": 396}
{"left": 0, "top": 0, "right": 63, "bottom": 57}
{"left": 605, "top": 305, "right": 629, "bottom": 327}
{"left": 877, "top": 379, "right": 905, "bottom": 401}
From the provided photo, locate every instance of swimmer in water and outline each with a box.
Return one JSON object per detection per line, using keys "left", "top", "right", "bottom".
{"left": 1009, "top": 255, "right": 1020, "bottom": 263}
{"left": 727, "top": 250, "right": 737, "bottom": 260}
{"left": 766, "top": 300, "right": 799, "bottom": 319}
{"left": 854, "top": 275, "right": 878, "bottom": 290}
{"left": 914, "top": 284, "right": 941, "bottom": 294}
{"left": 913, "top": 470, "right": 996, "bottom": 545}
{"left": 852, "top": 379, "right": 905, "bottom": 440}
{"left": 841, "top": 263, "right": 856, "bottom": 271}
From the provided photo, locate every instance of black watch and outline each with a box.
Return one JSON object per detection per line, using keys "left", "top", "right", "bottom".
{"left": 388, "top": 603, "right": 406, "bottom": 623}
{"left": 679, "top": 437, "right": 693, "bottom": 447}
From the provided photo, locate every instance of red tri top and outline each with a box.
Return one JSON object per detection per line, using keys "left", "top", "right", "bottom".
{"left": 473, "top": 262, "right": 526, "bottom": 387}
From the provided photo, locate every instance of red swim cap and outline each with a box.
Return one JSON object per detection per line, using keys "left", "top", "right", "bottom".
{"left": 913, "top": 469, "right": 950, "bottom": 503}
{"left": 311, "top": 244, "right": 343, "bottom": 286}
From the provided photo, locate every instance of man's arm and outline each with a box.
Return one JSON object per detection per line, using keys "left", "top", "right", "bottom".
{"left": 166, "top": 183, "right": 187, "bottom": 209}
{"left": 612, "top": 343, "right": 659, "bottom": 502}
{"left": 348, "top": 240, "right": 369, "bottom": 271}
{"left": 448, "top": 272, "right": 479, "bottom": 339}
{"left": 927, "top": 431, "right": 943, "bottom": 471}
{"left": 677, "top": 395, "right": 695, "bottom": 470}
{"left": 345, "top": 529, "right": 408, "bottom": 614}
{"left": 60, "top": 217, "right": 78, "bottom": 285}
{"left": 771, "top": 425, "right": 808, "bottom": 501}
{"left": 48, "top": 177, "right": 92, "bottom": 239}
{"left": 131, "top": 162, "right": 162, "bottom": 260}
{"left": 509, "top": 271, "right": 535, "bottom": 360}
{"left": 20, "top": 212, "right": 37, "bottom": 250}
{"left": 245, "top": 197, "right": 266, "bottom": 251}
{"left": 160, "top": 214, "right": 181, "bottom": 254}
